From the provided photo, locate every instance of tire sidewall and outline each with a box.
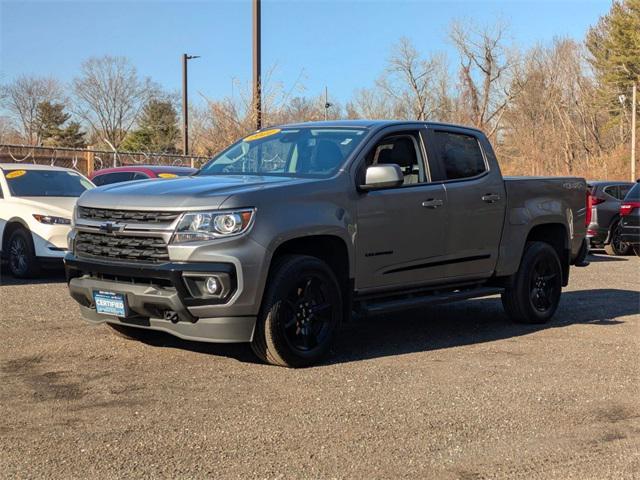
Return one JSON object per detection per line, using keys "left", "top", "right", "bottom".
{"left": 258, "top": 256, "right": 342, "bottom": 367}
{"left": 8, "top": 228, "right": 38, "bottom": 278}
{"left": 516, "top": 243, "right": 562, "bottom": 323}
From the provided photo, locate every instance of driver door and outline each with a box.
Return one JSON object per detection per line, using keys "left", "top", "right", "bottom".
{"left": 355, "top": 129, "right": 448, "bottom": 291}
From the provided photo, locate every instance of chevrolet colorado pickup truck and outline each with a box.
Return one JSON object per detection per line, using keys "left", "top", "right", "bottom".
{"left": 65, "top": 120, "right": 588, "bottom": 367}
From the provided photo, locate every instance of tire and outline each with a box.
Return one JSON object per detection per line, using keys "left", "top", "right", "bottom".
{"left": 501, "top": 241, "right": 562, "bottom": 324}
{"left": 7, "top": 228, "right": 41, "bottom": 278}
{"left": 604, "top": 220, "right": 631, "bottom": 256}
{"left": 251, "top": 255, "right": 343, "bottom": 368}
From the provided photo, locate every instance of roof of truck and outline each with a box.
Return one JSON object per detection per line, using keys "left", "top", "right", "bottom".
{"left": 274, "top": 119, "right": 483, "bottom": 133}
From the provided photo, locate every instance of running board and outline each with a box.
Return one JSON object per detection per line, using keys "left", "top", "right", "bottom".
{"left": 359, "top": 286, "right": 504, "bottom": 317}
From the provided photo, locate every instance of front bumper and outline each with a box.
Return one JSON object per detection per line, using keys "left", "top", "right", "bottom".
{"left": 65, "top": 255, "right": 256, "bottom": 343}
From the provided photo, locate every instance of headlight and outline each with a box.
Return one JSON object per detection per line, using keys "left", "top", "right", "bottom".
{"left": 32, "top": 214, "right": 71, "bottom": 225}
{"left": 172, "top": 208, "right": 255, "bottom": 243}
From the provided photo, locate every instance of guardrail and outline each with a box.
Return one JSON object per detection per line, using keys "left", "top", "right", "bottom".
{"left": 0, "top": 144, "right": 210, "bottom": 175}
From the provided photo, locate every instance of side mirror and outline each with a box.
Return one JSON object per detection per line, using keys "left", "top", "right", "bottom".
{"left": 360, "top": 164, "right": 404, "bottom": 191}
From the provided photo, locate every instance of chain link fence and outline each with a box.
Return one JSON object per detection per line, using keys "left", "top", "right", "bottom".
{"left": 0, "top": 144, "right": 210, "bottom": 176}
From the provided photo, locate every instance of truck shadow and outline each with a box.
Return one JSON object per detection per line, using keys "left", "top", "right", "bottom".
{"left": 131, "top": 288, "right": 638, "bottom": 366}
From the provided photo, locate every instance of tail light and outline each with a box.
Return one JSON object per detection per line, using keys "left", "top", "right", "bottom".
{"left": 591, "top": 197, "right": 606, "bottom": 206}
{"left": 585, "top": 192, "right": 593, "bottom": 226}
{"left": 620, "top": 201, "right": 640, "bottom": 216}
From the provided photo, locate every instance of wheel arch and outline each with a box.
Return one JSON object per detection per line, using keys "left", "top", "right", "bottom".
{"left": 1, "top": 217, "right": 31, "bottom": 255}
{"left": 525, "top": 223, "right": 570, "bottom": 286}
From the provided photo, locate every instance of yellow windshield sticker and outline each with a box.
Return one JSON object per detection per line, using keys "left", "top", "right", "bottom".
{"left": 244, "top": 128, "right": 281, "bottom": 142}
{"left": 5, "top": 170, "right": 26, "bottom": 179}
{"left": 158, "top": 173, "right": 178, "bottom": 179}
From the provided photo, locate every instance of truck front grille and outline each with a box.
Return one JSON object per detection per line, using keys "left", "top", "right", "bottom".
{"left": 75, "top": 232, "right": 169, "bottom": 263}
{"left": 78, "top": 206, "right": 180, "bottom": 224}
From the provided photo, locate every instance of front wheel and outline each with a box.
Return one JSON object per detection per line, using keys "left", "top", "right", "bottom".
{"left": 502, "top": 242, "right": 562, "bottom": 324}
{"left": 7, "top": 228, "right": 41, "bottom": 278}
{"left": 251, "top": 255, "right": 342, "bottom": 368}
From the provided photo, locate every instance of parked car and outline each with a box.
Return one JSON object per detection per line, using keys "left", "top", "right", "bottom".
{"left": 0, "top": 164, "right": 94, "bottom": 277}
{"left": 619, "top": 181, "right": 640, "bottom": 256}
{"left": 65, "top": 120, "right": 588, "bottom": 367}
{"left": 586, "top": 180, "right": 634, "bottom": 255}
{"left": 90, "top": 165, "right": 197, "bottom": 186}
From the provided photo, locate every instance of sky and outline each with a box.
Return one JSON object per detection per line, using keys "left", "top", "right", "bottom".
{"left": 0, "top": 0, "right": 612, "bottom": 106}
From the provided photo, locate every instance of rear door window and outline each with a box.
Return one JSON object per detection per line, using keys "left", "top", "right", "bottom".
{"left": 428, "top": 130, "right": 486, "bottom": 181}
{"left": 603, "top": 185, "right": 620, "bottom": 199}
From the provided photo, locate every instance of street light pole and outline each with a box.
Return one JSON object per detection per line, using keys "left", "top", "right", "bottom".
{"left": 253, "top": 0, "right": 261, "bottom": 130}
{"left": 182, "top": 54, "right": 200, "bottom": 156}
{"left": 632, "top": 82, "right": 637, "bottom": 182}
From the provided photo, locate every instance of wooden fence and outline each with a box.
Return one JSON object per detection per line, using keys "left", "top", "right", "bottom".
{"left": 0, "top": 144, "right": 210, "bottom": 176}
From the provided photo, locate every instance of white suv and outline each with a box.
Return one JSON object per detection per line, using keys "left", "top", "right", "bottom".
{"left": 0, "top": 163, "right": 94, "bottom": 277}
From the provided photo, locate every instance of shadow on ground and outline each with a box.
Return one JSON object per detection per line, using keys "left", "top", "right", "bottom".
{"left": 0, "top": 267, "right": 65, "bottom": 286}
{"left": 120, "top": 288, "right": 639, "bottom": 366}
{"left": 586, "top": 253, "right": 629, "bottom": 263}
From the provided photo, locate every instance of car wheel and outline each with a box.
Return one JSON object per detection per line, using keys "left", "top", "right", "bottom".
{"left": 7, "top": 228, "right": 41, "bottom": 278}
{"left": 604, "top": 221, "right": 631, "bottom": 256}
{"left": 502, "top": 241, "right": 562, "bottom": 324}
{"left": 251, "top": 255, "right": 342, "bottom": 368}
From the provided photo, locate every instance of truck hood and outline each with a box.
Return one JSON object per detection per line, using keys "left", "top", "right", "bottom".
{"left": 77, "top": 174, "right": 312, "bottom": 210}
{"left": 12, "top": 196, "right": 78, "bottom": 218}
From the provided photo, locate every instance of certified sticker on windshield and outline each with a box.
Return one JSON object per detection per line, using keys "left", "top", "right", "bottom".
{"left": 244, "top": 128, "right": 281, "bottom": 142}
{"left": 5, "top": 170, "right": 26, "bottom": 179}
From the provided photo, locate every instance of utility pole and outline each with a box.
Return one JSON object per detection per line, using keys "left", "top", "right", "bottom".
{"left": 182, "top": 53, "right": 200, "bottom": 155}
{"left": 253, "top": 0, "right": 262, "bottom": 130}
{"left": 632, "top": 82, "right": 637, "bottom": 182}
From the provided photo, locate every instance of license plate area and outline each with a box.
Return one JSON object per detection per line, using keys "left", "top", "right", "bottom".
{"left": 93, "top": 290, "right": 128, "bottom": 317}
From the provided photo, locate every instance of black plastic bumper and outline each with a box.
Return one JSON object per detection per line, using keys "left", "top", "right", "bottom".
{"left": 64, "top": 254, "right": 237, "bottom": 312}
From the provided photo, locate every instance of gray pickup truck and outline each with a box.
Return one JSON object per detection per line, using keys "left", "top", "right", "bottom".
{"left": 65, "top": 120, "right": 588, "bottom": 367}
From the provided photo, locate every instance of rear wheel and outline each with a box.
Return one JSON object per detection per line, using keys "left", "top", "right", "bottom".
{"left": 604, "top": 220, "right": 631, "bottom": 256}
{"left": 251, "top": 255, "right": 342, "bottom": 368}
{"left": 7, "top": 228, "right": 41, "bottom": 278}
{"left": 502, "top": 241, "right": 562, "bottom": 324}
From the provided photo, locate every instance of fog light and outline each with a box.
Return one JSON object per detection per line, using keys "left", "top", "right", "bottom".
{"left": 205, "top": 276, "right": 219, "bottom": 295}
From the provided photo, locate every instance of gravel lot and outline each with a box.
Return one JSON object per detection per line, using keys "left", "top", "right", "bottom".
{"left": 1, "top": 253, "right": 639, "bottom": 479}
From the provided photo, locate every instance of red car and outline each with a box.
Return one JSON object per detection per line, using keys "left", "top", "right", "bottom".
{"left": 90, "top": 165, "right": 197, "bottom": 186}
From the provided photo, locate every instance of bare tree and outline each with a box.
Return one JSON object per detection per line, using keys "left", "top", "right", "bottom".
{"left": 73, "top": 56, "right": 156, "bottom": 149}
{"left": 449, "top": 20, "right": 517, "bottom": 137}
{"left": 378, "top": 38, "right": 448, "bottom": 121}
{"left": 2, "top": 75, "right": 63, "bottom": 144}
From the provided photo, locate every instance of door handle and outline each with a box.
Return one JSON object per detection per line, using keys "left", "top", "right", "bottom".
{"left": 422, "top": 199, "right": 444, "bottom": 209}
{"left": 482, "top": 193, "right": 501, "bottom": 203}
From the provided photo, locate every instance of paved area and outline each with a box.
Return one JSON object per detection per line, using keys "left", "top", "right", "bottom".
{"left": 1, "top": 253, "right": 639, "bottom": 479}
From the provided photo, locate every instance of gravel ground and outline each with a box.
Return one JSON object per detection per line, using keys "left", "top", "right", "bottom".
{"left": 1, "top": 253, "right": 639, "bottom": 479}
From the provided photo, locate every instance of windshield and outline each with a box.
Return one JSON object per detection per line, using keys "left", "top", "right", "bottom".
{"left": 198, "top": 127, "right": 367, "bottom": 178}
{"left": 3, "top": 169, "right": 94, "bottom": 197}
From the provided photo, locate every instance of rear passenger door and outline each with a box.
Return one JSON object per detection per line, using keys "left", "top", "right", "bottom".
{"left": 424, "top": 127, "right": 506, "bottom": 280}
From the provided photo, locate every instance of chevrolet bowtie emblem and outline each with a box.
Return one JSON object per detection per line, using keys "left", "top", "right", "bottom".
{"left": 99, "top": 222, "right": 124, "bottom": 234}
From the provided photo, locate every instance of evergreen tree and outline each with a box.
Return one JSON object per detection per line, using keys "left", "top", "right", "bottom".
{"left": 586, "top": 0, "right": 640, "bottom": 110}
{"left": 121, "top": 99, "right": 179, "bottom": 152}
{"left": 35, "top": 101, "right": 86, "bottom": 147}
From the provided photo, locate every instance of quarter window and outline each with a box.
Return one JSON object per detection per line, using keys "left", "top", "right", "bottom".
{"left": 431, "top": 131, "right": 486, "bottom": 180}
